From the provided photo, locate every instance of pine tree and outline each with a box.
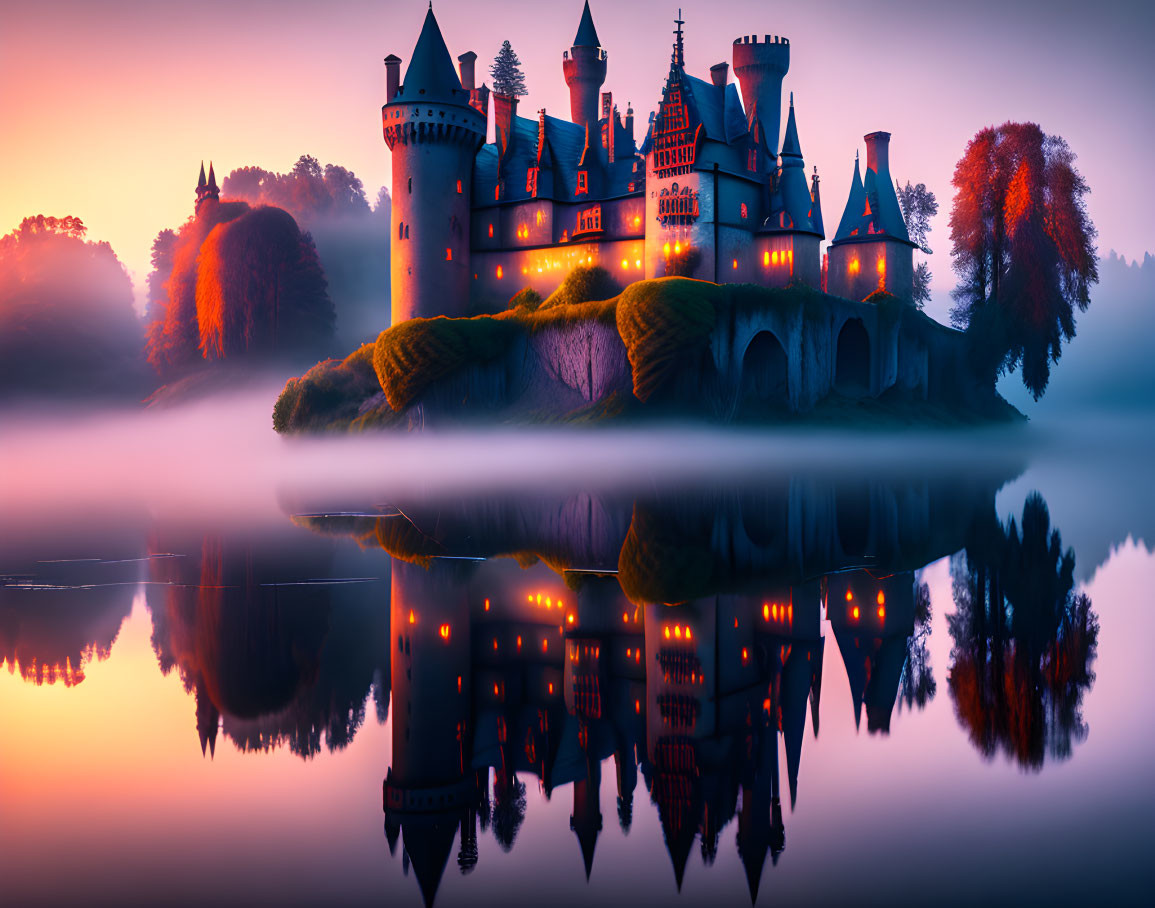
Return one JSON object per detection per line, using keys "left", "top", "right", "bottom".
{"left": 490, "top": 40, "right": 527, "bottom": 97}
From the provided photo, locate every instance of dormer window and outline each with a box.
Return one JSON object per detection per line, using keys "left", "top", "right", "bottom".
{"left": 576, "top": 171, "right": 588, "bottom": 195}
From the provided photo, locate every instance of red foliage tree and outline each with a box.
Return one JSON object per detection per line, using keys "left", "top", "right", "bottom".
{"left": 949, "top": 122, "right": 1097, "bottom": 399}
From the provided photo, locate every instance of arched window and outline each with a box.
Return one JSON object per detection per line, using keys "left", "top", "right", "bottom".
{"left": 398, "top": 221, "right": 404, "bottom": 240}
{"left": 404, "top": 224, "right": 409, "bottom": 239}
{"left": 408, "top": 177, "right": 412, "bottom": 194}
{"left": 456, "top": 179, "right": 463, "bottom": 194}
{"left": 740, "top": 203, "right": 748, "bottom": 219}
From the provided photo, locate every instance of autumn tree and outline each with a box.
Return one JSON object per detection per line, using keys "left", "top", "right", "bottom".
{"left": 491, "top": 40, "right": 528, "bottom": 97}
{"left": 896, "top": 181, "right": 938, "bottom": 308}
{"left": 949, "top": 122, "right": 1098, "bottom": 399}
{"left": 947, "top": 493, "right": 1098, "bottom": 769}
{"left": 0, "top": 215, "right": 147, "bottom": 397}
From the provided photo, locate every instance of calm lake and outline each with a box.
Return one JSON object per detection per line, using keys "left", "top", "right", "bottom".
{"left": 2, "top": 401, "right": 1152, "bottom": 906}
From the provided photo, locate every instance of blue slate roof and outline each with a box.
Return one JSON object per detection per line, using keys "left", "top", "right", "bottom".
{"left": 573, "top": 1, "right": 601, "bottom": 48}
{"left": 398, "top": 7, "right": 466, "bottom": 104}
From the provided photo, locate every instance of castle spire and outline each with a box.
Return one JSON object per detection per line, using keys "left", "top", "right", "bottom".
{"left": 207, "top": 161, "right": 217, "bottom": 190}
{"left": 780, "top": 93, "right": 802, "bottom": 159}
{"left": 197, "top": 161, "right": 206, "bottom": 189}
{"left": 400, "top": 4, "right": 464, "bottom": 103}
{"left": 672, "top": 9, "right": 685, "bottom": 68}
{"left": 573, "top": 1, "right": 601, "bottom": 48}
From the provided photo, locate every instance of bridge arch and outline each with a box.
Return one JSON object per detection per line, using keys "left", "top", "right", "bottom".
{"left": 737, "top": 330, "right": 789, "bottom": 416}
{"left": 835, "top": 317, "right": 870, "bottom": 397}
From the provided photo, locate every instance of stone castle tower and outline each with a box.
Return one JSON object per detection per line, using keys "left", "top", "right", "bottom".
{"left": 731, "top": 33, "right": 790, "bottom": 165}
{"left": 382, "top": 5, "right": 486, "bottom": 325}
{"left": 562, "top": 2, "right": 607, "bottom": 136}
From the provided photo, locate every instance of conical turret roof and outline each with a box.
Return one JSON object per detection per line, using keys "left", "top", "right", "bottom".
{"left": 780, "top": 94, "right": 802, "bottom": 159}
{"left": 573, "top": 1, "right": 601, "bottom": 48}
{"left": 400, "top": 6, "right": 464, "bottom": 103}
{"left": 197, "top": 161, "right": 207, "bottom": 189}
{"left": 834, "top": 154, "right": 868, "bottom": 242}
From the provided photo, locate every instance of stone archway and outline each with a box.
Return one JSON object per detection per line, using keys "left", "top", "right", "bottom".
{"left": 835, "top": 318, "right": 870, "bottom": 397}
{"left": 738, "top": 330, "right": 789, "bottom": 416}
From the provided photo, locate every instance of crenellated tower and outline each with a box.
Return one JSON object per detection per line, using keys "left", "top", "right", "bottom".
{"left": 382, "top": 5, "right": 486, "bottom": 325}
{"left": 732, "top": 33, "right": 790, "bottom": 165}
{"left": 563, "top": 2, "right": 608, "bottom": 135}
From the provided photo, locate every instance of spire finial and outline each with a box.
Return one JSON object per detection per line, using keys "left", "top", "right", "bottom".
{"left": 790, "top": 91, "right": 794, "bottom": 106}
{"left": 672, "top": 9, "right": 685, "bottom": 67}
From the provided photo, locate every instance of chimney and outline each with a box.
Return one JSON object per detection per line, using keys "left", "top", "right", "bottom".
{"left": 458, "top": 51, "right": 477, "bottom": 91}
{"left": 710, "top": 62, "right": 729, "bottom": 88}
{"left": 384, "top": 55, "right": 402, "bottom": 102}
{"left": 494, "top": 93, "right": 519, "bottom": 162}
{"left": 864, "top": 131, "right": 891, "bottom": 175}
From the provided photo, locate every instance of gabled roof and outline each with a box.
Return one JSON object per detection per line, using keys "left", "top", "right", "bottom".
{"left": 399, "top": 6, "right": 464, "bottom": 104}
{"left": 681, "top": 72, "right": 748, "bottom": 144}
{"left": 573, "top": 1, "right": 601, "bottom": 48}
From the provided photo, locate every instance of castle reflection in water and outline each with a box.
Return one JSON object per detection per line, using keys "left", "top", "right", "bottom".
{"left": 1, "top": 469, "right": 1098, "bottom": 906}
{"left": 308, "top": 472, "right": 1095, "bottom": 906}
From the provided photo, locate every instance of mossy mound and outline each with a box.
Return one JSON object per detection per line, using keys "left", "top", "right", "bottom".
{"left": 372, "top": 315, "right": 521, "bottom": 411}
{"left": 273, "top": 343, "right": 392, "bottom": 433}
{"left": 616, "top": 278, "right": 719, "bottom": 402}
{"left": 617, "top": 503, "right": 715, "bottom": 605}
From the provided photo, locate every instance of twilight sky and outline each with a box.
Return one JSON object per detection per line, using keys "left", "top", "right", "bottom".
{"left": 2, "top": 0, "right": 1152, "bottom": 321}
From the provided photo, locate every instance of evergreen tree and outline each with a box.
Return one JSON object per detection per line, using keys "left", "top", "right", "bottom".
{"left": 897, "top": 181, "right": 938, "bottom": 309}
{"left": 490, "top": 40, "right": 527, "bottom": 97}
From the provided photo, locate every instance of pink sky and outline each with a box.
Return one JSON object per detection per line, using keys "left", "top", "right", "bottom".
{"left": 3, "top": 0, "right": 1152, "bottom": 322}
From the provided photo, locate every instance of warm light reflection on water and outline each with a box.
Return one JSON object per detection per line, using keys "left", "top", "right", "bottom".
{"left": 1, "top": 410, "right": 1153, "bottom": 906}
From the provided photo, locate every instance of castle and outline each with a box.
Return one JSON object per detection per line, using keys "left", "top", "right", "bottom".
{"left": 382, "top": 2, "right": 916, "bottom": 326}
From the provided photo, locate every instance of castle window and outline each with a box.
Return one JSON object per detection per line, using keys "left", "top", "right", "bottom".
{"left": 526, "top": 167, "right": 538, "bottom": 195}
{"left": 495, "top": 184, "right": 500, "bottom": 200}
{"left": 576, "top": 171, "right": 588, "bottom": 195}
{"left": 496, "top": 265, "right": 503, "bottom": 279}
{"left": 488, "top": 223, "right": 494, "bottom": 238}
{"left": 456, "top": 179, "right": 462, "bottom": 194}
{"left": 575, "top": 205, "right": 602, "bottom": 236}
{"left": 741, "top": 203, "right": 748, "bottom": 219}
{"left": 398, "top": 222, "right": 404, "bottom": 240}
{"left": 748, "top": 149, "right": 757, "bottom": 172}
{"left": 535, "top": 210, "right": 543, "bottom": 227}
{"left": 446, "top": 248, "right": 452, "bottom": 261}
{"left": 408, "top": 177, "right": 412, "bottom": 194}
{"left": 404, "top": 224, "right": 409, "bottom": 239}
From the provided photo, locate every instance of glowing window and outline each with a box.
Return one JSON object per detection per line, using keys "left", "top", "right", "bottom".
{"left": 496, "top": 265, "right": 503, "bottom": 279}
{"left": 456, "top": 179, "right": 462, "bottom": 194}
{"left": 488, "top": 223, "right": 493, "bottom": 238}
{"left": 576, "top": 171, "right": 588, "bottom": 194}
{"left": 446, "top": 248, "right": 452, "bottom": 260}
{"left": 740, "top": 203, "right": 748, "bottom": 219}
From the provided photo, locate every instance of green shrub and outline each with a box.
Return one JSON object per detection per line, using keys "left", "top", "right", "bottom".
{"left": 540, "top": 264, "right": 619, "bottom": 309}
{"left": 509, "top": 287, "right": 543, "bottom": 311}
{"left": 272, "top": 343, "right": 382, "bottom": 433}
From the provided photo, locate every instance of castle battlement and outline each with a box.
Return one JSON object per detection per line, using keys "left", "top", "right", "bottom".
{"left": 733, "top": 34, "right": 790, "bottom": 46}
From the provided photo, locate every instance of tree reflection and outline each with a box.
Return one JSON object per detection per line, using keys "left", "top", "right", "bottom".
{"left": 947, "top": 493, "right": 1099, "bottom": 769}
{"left": 147, "top": 533, "right": 389, "bottom": 759}
{"left": 898, "top": 582, "right": 937, "bottom": 712}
